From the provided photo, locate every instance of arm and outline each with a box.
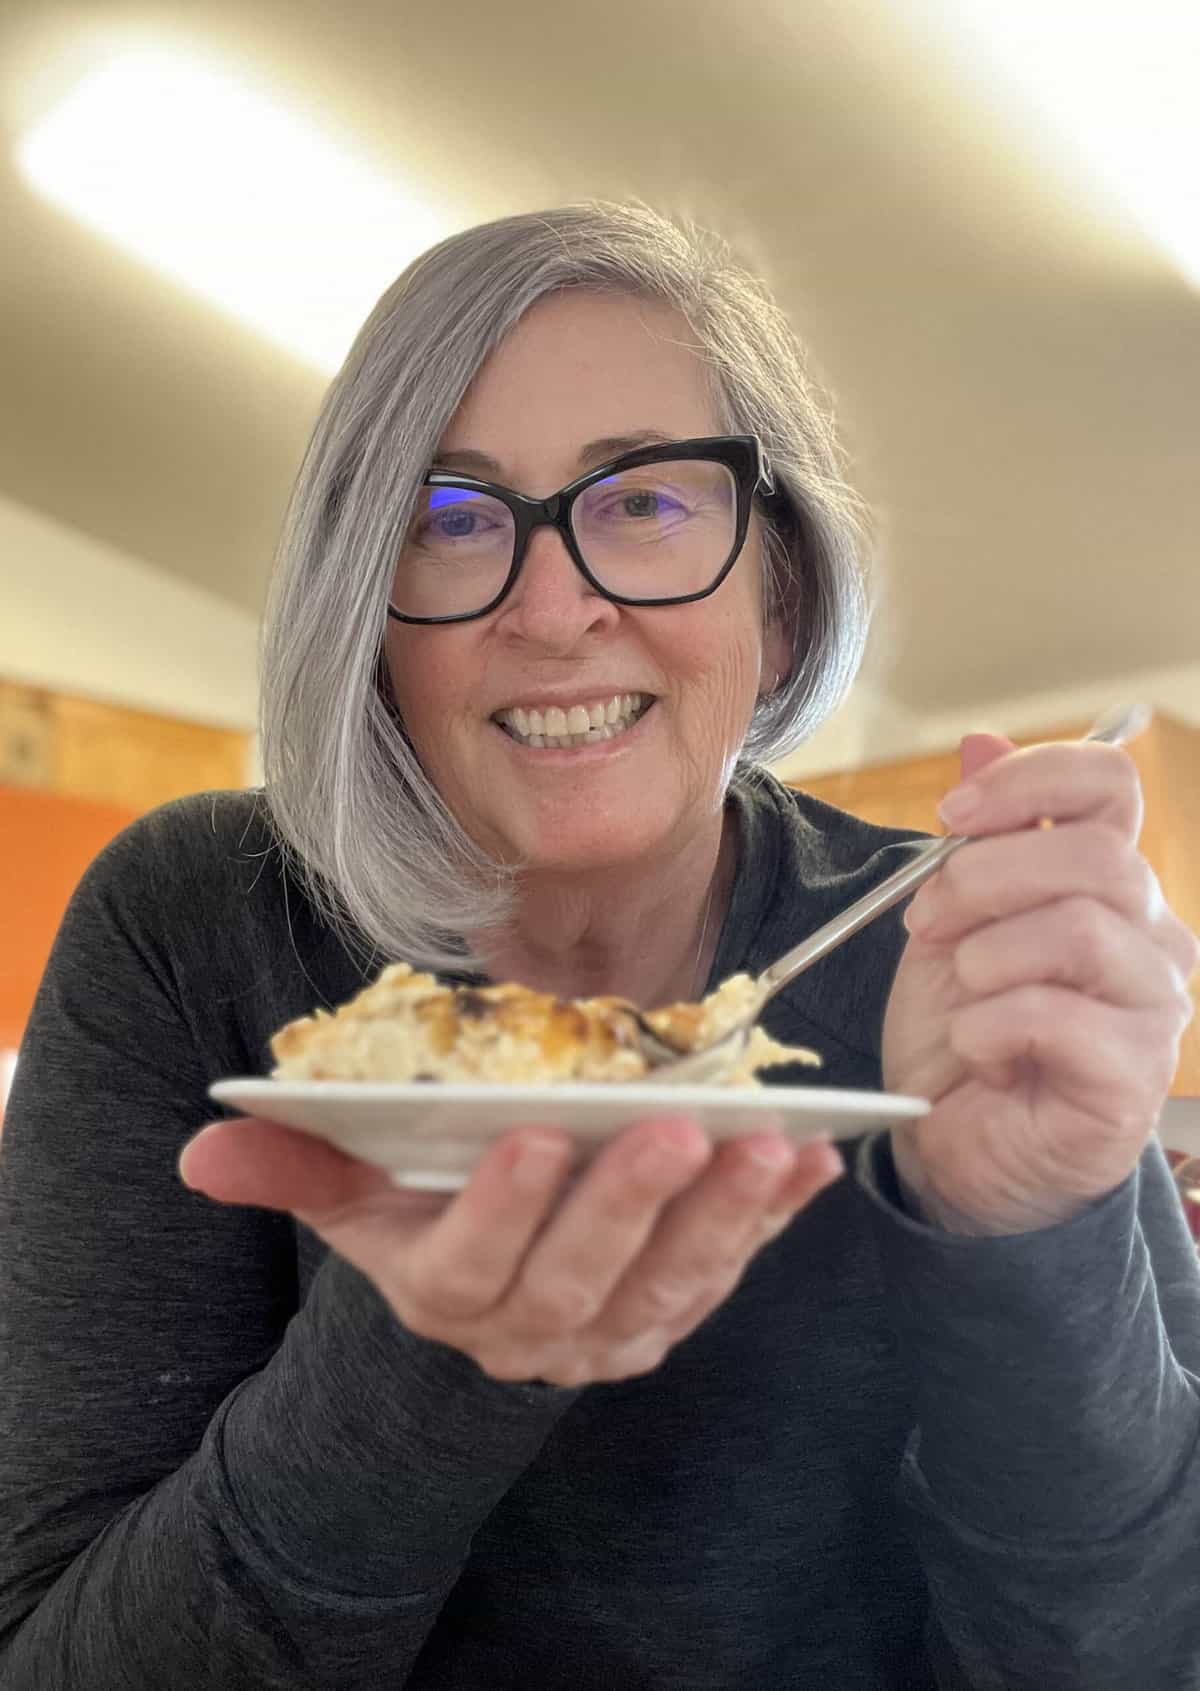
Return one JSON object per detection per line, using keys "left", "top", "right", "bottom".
{"left": 859, "top": 1132, "right": 1200, "bottom": 1690}
{"left": 0, "top": 815, "right": 576, "bottom": 1689}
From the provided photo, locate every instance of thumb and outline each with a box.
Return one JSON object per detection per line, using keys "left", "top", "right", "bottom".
{"left": 958, "top": 730, "right": 1015, "bottom": 784}
{"left": 179, "top": 1115, "right": 396, "bottom": 1214}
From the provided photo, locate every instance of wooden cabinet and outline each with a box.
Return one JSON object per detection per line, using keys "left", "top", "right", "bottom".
{"left": 0, "top": 677, "right": 248, "bottom": 812}
{"left": 0, "top": 678, "right": 251, "bottom": 1064}
{"left": 797, "top": 713, "right": 1200, "bottom": 1097}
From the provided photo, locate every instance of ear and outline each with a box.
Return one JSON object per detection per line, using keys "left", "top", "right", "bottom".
{"left": 760, "top": 620, "right": 791, "bottom": 697}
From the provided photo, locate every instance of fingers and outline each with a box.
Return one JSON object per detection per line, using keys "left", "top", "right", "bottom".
{"left": 952, "top": 897, "right": 1191, "bottom": 1012}
{"left": 182, "top": 1113, "right": 848, "bottom": 1391}
{"left": 596, "top": 1137, "right": 843, "bottom": 1343}
{"left": 904, "top": 822, "right": 1165, "bottom": 942}
{"left": 401, "top": 1128, "right": 579, "bottom": 1323}
{"left": 957, "top": 731, "right": 1016, "bottom": 784}
{"left": 498, "top": 1117, "right": 714, "bottom": 1335}
{"left": 937, "top": 739, "right": 1143, "bottom": 840}
{"left": 949, "top": 986, "right": 1184, "bottom": 1121}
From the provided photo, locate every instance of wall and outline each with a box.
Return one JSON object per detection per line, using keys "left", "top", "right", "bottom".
{"left": 776, "top": 661, "right": 1200, "bottom": 782}
{"left": 0, "top": 492, "right": 261, "bottom": 771}
{"left": 5, "top": 487, "right": 1196, "bottom": 792}
{"left": 0, "top": 784, "right": 138, "bottom": 1047}
{"left": 1161, "top": 1099, "right": 1200, "bottom": 1158}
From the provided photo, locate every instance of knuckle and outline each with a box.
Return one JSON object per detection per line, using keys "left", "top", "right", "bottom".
{"left": 472, "top": 1345, "right": 543, "bottom": 1384}
{"left": 1058, "top": 895, "right": 1113, "bottom": 969}
{"left": 1110, "top": 744, "right": 1142, "bottom": 804}
{"left": 1156, "top": 900, "right": 1194, "bottom": 965}
{"left": 1010, "top": 982, "right": 1061, "bottom": 1032}
{"left": 936, "top": 851, "right": 969, "bottom": 906}
{"left": 1128, "top": 855, "right": 1162, "bottom": 922}
{"left": 514, "top": 1279, "right": 599, "bottom": 1335}
{"left": 413, "top": 1271, "right": 496, "bottom": 1324}
{"left": 636, "top": 1271, "right": 699, "bottom": 1319}
{"left": 1077, "top": 820, "right": 1127, "bottom": 880}
{"left": 952, "top": 929, "right": 993, "bottom": 994}
{"left": 539, "top": 1352, "right": 596, "bottom": 1389}
{"left": 601, "top": 1335, "right": 671, "bottom": 1382}
{"left": 393, "top": 1300, "right": 439, "bottom": 1341}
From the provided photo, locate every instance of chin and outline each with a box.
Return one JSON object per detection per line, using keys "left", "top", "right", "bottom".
{"left": 505, "top": 807, "right": 674, "bottom": 875}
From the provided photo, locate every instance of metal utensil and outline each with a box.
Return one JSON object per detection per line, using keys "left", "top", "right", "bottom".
{"left": 635, "top": 703, "right": 1151, "bottom": 1085}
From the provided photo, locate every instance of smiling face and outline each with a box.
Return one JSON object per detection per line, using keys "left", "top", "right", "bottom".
{"left": 384, "top": 289, "right": 788, "bottom": 876}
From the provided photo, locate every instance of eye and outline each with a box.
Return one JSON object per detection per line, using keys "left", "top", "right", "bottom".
{"left": 409, "top": 488, "right": 511, "bottom": 552}
{"left": 429, "top": 507, "right": 487, "bottom": 538}
{"left": 584, "top": 481, "right": 690, "bottom": 526}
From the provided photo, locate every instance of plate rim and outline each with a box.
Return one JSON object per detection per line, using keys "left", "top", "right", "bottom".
{"left": 209, "top": 1077, "right": 930, "bottom": 1117}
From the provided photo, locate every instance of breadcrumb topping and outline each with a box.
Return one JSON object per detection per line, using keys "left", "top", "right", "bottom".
{"left": 270, "top": 964, "right": 821, "bottom": 1087}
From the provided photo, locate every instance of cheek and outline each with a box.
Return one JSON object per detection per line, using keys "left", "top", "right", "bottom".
{"left": 665, "top": 606, "right": 763, "bottom": 776}
{"left": 682, "top": 593, "right": 764, "bottom": 702}
{"left": 385, "top": 631, "right": 472, "bottom": 763}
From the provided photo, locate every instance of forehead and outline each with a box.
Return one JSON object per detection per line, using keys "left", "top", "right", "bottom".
{"left": 437, "top": 291, "right": 721, "bottom": 480}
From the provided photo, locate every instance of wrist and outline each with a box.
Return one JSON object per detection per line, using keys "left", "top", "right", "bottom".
{"left": 890, "top": 1129, "right": 1094, "bottom": 1237}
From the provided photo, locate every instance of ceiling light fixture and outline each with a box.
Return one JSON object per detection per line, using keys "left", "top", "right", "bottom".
{"left": 909, "top": 0, "right": 1200, "bottom": 286}
{"left": 16, "top": 46, "right": 457, "bottom": 372}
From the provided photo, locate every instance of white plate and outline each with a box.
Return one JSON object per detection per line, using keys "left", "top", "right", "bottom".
{"left": 207, "top": 1078, "right": 930, "bottom": 1190}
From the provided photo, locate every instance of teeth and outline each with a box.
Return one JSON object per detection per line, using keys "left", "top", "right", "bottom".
{"left": 496, "top": 692, "right": 649, "bottom": 748}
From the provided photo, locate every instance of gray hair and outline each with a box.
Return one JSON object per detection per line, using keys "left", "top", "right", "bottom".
{"left": 259, "top": 201, "right": 871, "bottom": 972}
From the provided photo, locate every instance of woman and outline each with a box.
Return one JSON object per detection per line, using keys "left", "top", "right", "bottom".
{"left": 1, "top": 202, "right": 1197, "bottom": 1689}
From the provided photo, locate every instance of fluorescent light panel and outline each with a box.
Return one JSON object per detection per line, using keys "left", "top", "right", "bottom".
{"left": 16, "top": 47, "right": 455, "bottom": 372}
{"left": 915, "top": 0, "right": 1200, "bottom": 285}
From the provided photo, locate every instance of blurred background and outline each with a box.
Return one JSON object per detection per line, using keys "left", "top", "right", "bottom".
{"left": 1, "top": 0, "right": 1197, "bottom": 1126}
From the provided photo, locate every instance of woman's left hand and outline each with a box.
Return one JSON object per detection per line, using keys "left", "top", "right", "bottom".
{"left": 882, "top": 732, "right": 1199, "bottom": 1235}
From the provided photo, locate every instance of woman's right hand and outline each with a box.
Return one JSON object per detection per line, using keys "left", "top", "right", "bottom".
{"left": 179, "top": 1115, "right": 842, "bottom": 1388}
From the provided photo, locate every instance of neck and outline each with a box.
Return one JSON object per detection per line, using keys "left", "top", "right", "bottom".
{"left": 473, "top": 809, "right": 734, "bottom": 1010}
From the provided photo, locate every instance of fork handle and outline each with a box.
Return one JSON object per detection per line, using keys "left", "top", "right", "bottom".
{"left": 759, "top": 835, "right": 965, "bottom": 995}
{"left": 758, "top": 702, "right": 1149, "bottom": 1000}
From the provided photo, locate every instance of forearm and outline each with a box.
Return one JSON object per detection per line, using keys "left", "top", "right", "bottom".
{"left": 1, "top": 1254, "right": 577, "bottom": 1689}
{"left": 858, "top": 1134, "right": 1200, "bottom": 1688}
{"left": 861, "top": 1134, "right": 1199, "bottom": 1537}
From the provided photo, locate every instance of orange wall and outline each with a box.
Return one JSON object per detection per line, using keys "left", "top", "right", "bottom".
{"left": 0, "top": 784, "right": 138, "bottom": 1049}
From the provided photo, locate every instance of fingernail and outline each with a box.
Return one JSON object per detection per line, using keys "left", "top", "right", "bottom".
{"left": 938, "top": 783, "right": 980, "bottom": 828}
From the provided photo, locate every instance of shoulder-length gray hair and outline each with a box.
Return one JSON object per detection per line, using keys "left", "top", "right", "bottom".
{"left": 260, "top": 201, "right": 871, "bottom": 972}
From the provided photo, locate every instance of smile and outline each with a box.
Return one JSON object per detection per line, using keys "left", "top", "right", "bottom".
{"left": 493, "top": 692, "right": 653, "bottom": 749}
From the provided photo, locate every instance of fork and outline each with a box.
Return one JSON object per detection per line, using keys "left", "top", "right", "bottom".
{"left": 634, "top": 703, "right": 1151, "bottom": 1086}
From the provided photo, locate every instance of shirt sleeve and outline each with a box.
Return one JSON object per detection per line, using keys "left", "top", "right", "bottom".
{"left": 0, "top": 816, "right": 578, "bottom": 1690}
{"left": 855, "top": 1131, "right": 1200, "bottom": 1690}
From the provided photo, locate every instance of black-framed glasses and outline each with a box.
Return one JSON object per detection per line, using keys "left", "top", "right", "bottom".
{"left": 386, "top": 434, "right": 775, "bottom": 625}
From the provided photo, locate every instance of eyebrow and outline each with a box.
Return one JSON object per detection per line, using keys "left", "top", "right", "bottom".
{"left": 430, "top": 430, "right": 676, "bottom": 479}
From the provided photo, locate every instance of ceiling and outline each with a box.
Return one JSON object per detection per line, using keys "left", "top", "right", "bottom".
{"left": 0, "top": 0, "right": 1196, "bottom": 717}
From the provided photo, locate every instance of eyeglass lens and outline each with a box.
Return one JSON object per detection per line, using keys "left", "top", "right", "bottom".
{"left": 393, "top": 459, "right": 738, "bottom": 619}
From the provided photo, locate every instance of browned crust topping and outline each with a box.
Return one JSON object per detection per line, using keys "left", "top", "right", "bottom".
{"left": 270, "top": 963, "right": 821, "bottom": 1088}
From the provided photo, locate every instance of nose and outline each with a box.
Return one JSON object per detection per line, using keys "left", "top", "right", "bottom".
{"left": 495, "top": 522, "right": 620, "bottom": 648}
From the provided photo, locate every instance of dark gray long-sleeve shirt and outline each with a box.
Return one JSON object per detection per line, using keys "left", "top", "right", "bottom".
{"left": 2, "top": 771, "right": 1199, "bottom": 1688}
